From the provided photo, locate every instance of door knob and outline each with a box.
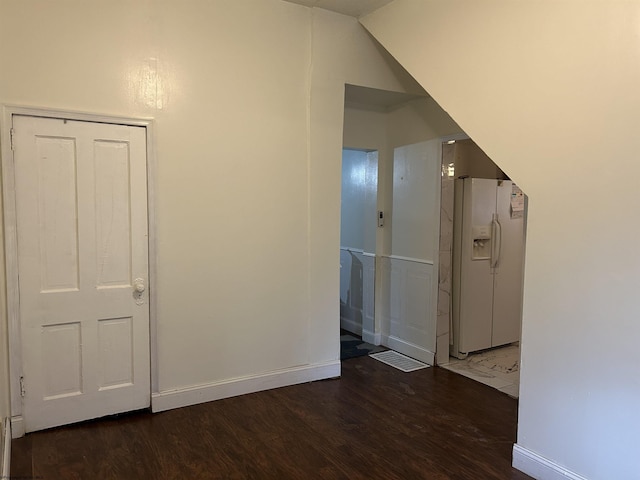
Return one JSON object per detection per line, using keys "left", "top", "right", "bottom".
{"left": 134, "top": 278, "right": 145, "bottom": 293}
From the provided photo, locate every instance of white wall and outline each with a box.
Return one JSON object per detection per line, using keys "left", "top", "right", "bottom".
{"left": 307, "top": 7, "right": 428, "bottom": 363}
{"left": 386, "top": 97, "right": 461, "bottom": 148}
{"left": 0, "top": 0, "right": 311, "bottom": 400}
{"left": 0, "top": 0, "right": 431, "bottom": 416}
{"left": 384, "top": 99, "right": 460, "bottom": 256}
{"left": 391, "top": 140, "right": 440, "bottom": 261}
{"left": 362, "top": 1, "right": 640, "bottom": 479}
{"left": 383, "top": 139, "right": 441, "bottom": 363}
{"left": 343, "top": 104, "right": 388, "bottom": 152}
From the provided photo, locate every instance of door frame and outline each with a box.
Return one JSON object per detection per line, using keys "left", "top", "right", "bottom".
{"left": 435, "top": 132, "right": 470, "bottom": 365}
{"left": 1, "top": 105, "right": 158, "bottom": 438}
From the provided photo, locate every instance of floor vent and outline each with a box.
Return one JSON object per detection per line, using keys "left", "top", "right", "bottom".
{"left": 369, "top": 350, "right": 430, "bottom": 372}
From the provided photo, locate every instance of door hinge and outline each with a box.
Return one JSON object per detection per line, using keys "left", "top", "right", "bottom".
{"left": 19, "top": 376, "right": 25, "bottom": 397}
{"left": 10, "top": 128, "right": 15, "bottom": 151}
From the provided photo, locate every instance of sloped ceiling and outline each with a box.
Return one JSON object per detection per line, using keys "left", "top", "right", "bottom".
{"left": 344, "top": 84, "right": 424, "bottom": 110}
{"left": 283, "top": 0, "right": 394, "bottom": 18}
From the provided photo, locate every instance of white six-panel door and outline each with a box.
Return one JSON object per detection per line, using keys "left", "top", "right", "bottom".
{"left": 12, "top": 115, "right": 150, "bottom": 433}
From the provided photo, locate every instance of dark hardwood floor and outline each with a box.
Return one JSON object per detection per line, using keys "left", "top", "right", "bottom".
{"left": 12, "top": 356, "right": 532, "bottom": 479}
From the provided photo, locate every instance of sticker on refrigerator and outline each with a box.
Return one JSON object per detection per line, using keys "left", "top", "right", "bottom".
{"left": 510, "top": 184, "right": 525, "bottom": 219}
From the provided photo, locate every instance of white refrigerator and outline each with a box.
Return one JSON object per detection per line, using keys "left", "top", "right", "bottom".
{"left": 451, "top": 178, "right": 525, "bottom": 359}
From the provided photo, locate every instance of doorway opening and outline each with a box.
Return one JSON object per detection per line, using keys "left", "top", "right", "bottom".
{"left": 339, "top": 83, "right": 455, "bottom": 366}
{"left": 339, "top": 148, "right": 386, "bottom": 360}
{"left": 437, "top": 138, "right": 528, "bottom": 398}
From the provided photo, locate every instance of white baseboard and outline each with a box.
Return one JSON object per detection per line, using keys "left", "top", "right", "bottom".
{"left": 382, "top": 334, "right": 435, "bottom": 365}
{"left": 151, "top": 361, "right": 341, "bottom": 413}
{"left": 1, "top": 417, "right": 10, "bottom": 478}
{"left": 10, "top": 416, "right": 24, "bottom": 439}
{"left": 362, "top": 329, "right": 381, "bottom": 346}
{"left": 513, "top": 444, "right": 587, "bottom": 480}
{"left": 340, "top": 317, "right": 362, "bottom": 336}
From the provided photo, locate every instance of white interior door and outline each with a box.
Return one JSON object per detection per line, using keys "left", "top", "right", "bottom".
{"left": 13, "top": 115, "right": 150, "bottom": 433}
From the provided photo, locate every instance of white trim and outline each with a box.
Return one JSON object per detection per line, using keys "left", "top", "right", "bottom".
{"left": 2, "top": 104, "right": 153, "bottom": 128}
{"left": 382, "top": 335, "right": 435, "bottom": 365}
{"left": 1, "top": 107, "right": 23, "bottom": 430}
{"left": 382, "top": 254, "right": 434, "bottom": 265}
{"left": 144, "top": 116, "right": 160, "bottom": 395}
{"left": 362, "top": 329, "right": 381, "bottom": 345}
{"left": 430, "top": 139, "right": 442, "bottom": 369}
{"left": 151, "top": 361, "right": 341, "bottom": 413}
{"left": 435, "top": 132, "right": 469, "bottom": 365}
{"left": 1, "top": 418, "right": 9, "bottom": 478}
{"left": 513, "top": 444, "right": 588, "bottom": 480}
{"left": 362, "top": 251, "right": 375, "bottom": 257}
{"left": 10, "top": 416, "right": 24, "bottom": 439}
{"left": 1, "top": 105, "right": 158, "bottom": 432}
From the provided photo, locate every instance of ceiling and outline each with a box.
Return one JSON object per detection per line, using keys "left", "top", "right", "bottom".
{"left": 283, "top": 0, "right": 394, "bottom": 18}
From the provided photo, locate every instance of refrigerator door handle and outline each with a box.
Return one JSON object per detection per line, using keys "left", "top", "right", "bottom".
{"left": 491, "top": 215, "right": 502, "bottom": 269}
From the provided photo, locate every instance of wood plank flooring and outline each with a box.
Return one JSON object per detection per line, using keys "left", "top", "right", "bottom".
{"left": 12, "top": 356, "right": 532, "bottom": 479}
